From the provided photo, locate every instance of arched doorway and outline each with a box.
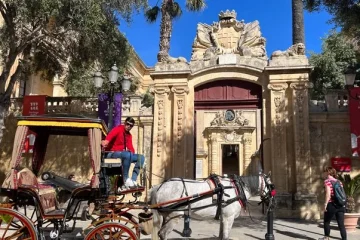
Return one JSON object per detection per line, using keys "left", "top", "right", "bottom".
{"left": 194, "top": 80, "right": 262, "bottom": 178}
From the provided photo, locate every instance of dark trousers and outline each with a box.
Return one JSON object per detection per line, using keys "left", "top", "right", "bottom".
{"left": 324, "top": 202, "right": 347, "bottom": 240}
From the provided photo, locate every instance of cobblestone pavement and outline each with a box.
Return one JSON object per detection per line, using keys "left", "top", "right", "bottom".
{"left": 139, "top": 217, "right": 359, "bottom": 240}
{"left": 52, "top": 213, "right": 359, "bottom": 240}
{"left": 8, "top": 201, "right": 360, "bottom": 239}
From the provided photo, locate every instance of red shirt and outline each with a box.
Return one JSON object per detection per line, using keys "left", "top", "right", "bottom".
{"left": 324, "top": 176, "right": 343, "bottom": 202}
{"left": 105, "top": 125, "right": 135, "bottom": 153}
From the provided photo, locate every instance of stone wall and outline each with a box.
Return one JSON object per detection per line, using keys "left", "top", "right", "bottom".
{"left": 309, "top": 90, "right": 360, "bottom": 214}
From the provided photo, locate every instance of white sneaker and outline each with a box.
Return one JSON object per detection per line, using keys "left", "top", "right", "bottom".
{"left": 124, "top": 178, "right": 134, "bottom": 188}
{"left": 132, "top": 180, "right": 139, "bottom": 187}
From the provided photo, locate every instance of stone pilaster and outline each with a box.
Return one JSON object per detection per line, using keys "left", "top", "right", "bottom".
{"left": 209, "top": 133, "right": 218, "bottom": 174}
{"left": 267, "top": 83, "right": 288, "bottom": 192}
{"left": 290, "top": 82, "right": 313, "bottom": 194}
{"left": 150, "top": 86, "right": 171, "bottom": 185}
{"left": 171, "top": 86, "right": 191, "bottom": 178}
{"left": 140, "top": 117, "right": 153, "bottom": 168}
{"left": 243, "top": 131, "right": 253, "bottom": 174}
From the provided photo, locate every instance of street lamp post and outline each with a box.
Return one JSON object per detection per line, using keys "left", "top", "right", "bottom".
{"left": 93, "top": 64, "right": 132, "bottom": 130}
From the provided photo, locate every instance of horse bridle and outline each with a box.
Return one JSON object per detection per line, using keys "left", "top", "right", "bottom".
{"left": 259, "top": 173, "right": 276, "bottom": 205}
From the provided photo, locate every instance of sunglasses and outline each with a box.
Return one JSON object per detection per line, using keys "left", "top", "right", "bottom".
{"left": 125, "top": 122, "right": 134, "bottom": 128}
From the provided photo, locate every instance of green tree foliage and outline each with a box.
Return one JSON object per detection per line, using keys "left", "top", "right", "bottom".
{"left": 144, "top": 0, "right": 206, "bottom": 62}
{"left": 0, "top": 0, "right": 148, "bottom": 104}
{"left": 309, "top": 31, "right": 358, "bottom": 99}
{"left": 304, "top": 0, "right": 360, "bottom": 39}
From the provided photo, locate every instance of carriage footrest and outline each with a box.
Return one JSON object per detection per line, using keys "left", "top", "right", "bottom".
{"left": 116, "top": 186, "right": 145, "bottom": 194}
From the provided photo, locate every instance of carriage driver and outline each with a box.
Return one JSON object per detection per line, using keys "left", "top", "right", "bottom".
{"left": 101, "top": 117, "right": 145, "bottom": 188}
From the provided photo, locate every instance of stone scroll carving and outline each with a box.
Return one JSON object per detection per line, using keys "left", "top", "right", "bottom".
{"left": 176, "top": 99, "right": 184, "bottom": 158}
{"left": 210, "top": 110, "right": 249, "bottom": 127}
{"left": 156, "top": 100, "right": 165, "bottom": 157}
{"left": 191, "top": 10, "right": 267, "bottom": 62}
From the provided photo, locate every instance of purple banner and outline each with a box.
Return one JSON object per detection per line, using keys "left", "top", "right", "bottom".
{"left": 98, "top": 93, "right": 123, "bottom": 128}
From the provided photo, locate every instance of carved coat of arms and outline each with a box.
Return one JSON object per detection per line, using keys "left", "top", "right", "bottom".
{"left": 191, "top": 10, "right": 267, "bottom": 61}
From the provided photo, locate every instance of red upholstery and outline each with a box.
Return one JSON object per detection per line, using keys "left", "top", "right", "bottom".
{"left": 17, "top": 168, "right": 57, "bottom": 213}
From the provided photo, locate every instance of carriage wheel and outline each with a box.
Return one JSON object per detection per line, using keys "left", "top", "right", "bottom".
{"left": 0, "top": 208, "right": 37, "bottom": 240}
{"left": 87, "top": 212, "right": 140, "bottom": 238}
{"left": 85, "top": 223, "right": 137, "bottom": 240}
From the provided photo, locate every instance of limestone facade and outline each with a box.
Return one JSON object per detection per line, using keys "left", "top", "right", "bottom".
{"left": 2, "top": 10, "right": 360, "bottom": 219}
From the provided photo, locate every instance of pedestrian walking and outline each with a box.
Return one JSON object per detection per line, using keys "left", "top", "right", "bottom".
{"left": 319, "top": 166, "right": 347, "bottom": 240}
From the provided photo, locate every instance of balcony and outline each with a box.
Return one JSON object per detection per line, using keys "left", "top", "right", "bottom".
{"left": 9, "top": 95, "right": 153, "bottom": 117}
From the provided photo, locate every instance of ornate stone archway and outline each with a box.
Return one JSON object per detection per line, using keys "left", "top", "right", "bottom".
{"left": 150, "top": 9, "right": 315, "bottom": 219}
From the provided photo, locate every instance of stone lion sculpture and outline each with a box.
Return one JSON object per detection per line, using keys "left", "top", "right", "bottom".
{"left": 166, "top": 56, "right": 188, "bottom": 64}
{"left": 271, "top": 43, "right": 305, "bottom": 58}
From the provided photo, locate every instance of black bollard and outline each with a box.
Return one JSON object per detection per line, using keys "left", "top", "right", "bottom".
{"left": 182, "top": 212, "right": 192, "bottom": 237}
{"left": 265, "top": 198, "right": 275, "bottom": 240}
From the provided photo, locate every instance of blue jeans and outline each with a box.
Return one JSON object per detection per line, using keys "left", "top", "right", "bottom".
{"left": 107, "top": 151, "right": 145, "bottom": 181}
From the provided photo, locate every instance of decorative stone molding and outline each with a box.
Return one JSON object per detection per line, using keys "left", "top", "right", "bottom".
{"left": 210, "top": 110, "right": 249, "bottom": 127}
{"left": 150, "top": 86, "right": 171, "bottom": 95}
{"left": 171, "top": 86, "right": 189, "bottom": 95}
{"left": 156, "top": 99, "right": 165, "bottom": 157}
{"left": 176, "top": 99, "right": 184, "bottom": 158}
{"left": 190, "top": 9, "right": 267, "bottom": 62}
{"left": 204, "top": 126, "right": 255, "bottom": 175}
{"left": 267, "top": 83, "right": 288, "bottom": 91}
{"left": 221, "top": 130, "right": 241, "bottom": 143}
{"left": 139, "top": 106, "right": 153, "bottom": 116}
{"left": 170, "top": 85, "right": 189, "bottom": 177}
{"left": 268, "top": 82, "right": 288, "bottom": 191}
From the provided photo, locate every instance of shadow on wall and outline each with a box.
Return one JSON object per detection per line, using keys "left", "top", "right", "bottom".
{"left": 0, "top": 113, "right": 18, "bottom": 183}
{"left": 40, "top": 135, "right": 91, "bottom": 183}
{"left": 0, "top": 113, "right": 94, "bottom": 184}
{"left": 309, "top": 112, "right": 360, "bottom": 213}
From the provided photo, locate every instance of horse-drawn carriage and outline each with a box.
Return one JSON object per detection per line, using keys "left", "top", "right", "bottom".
{"left": 0, "top": 114, "right": 149, "bottom": 239}
{"left": 0, "top": 114, "right": 276, "bottom": 240}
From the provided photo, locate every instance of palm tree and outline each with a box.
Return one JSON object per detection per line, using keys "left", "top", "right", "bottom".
{"left": 338, "top": 173, "right": 360, "bottom": 213}
{"left": 145, "top": 0, "right": 206, "bottom": 63}
{"left": 292, "top": 0, "right": 305, "bottom": 44}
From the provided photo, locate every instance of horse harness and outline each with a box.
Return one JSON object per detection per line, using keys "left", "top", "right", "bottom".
{"left": 206, "top": 174, "right": 248, "bottom": 220}
{"left": 154, "top": 175, "right": 256, "bottom": 221}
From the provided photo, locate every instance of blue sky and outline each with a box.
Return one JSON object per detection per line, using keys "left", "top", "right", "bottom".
{"left": 119, "top": 0, "right": 335, "bottom": 67}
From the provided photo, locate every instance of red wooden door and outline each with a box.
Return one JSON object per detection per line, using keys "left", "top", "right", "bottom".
{"left": 194, "top": 80, "right": 262, "bottom": 109}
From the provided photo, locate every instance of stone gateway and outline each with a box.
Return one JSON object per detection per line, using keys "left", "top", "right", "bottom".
{"left": 150, "top": 9, "right": 319, "bottom": 219}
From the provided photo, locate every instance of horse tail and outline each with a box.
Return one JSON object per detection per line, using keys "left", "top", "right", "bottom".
{"left": 149, "top": 185, "right": 162, "bottom": 240}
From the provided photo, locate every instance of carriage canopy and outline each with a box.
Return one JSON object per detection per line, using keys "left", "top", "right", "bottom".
{"left": 6, "top": 114, "right": 108, "bottom": 189}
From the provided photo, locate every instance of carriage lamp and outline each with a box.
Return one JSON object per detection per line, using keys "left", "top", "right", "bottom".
{"left": 93, "top": 64, "right": 133, "bottom": 130}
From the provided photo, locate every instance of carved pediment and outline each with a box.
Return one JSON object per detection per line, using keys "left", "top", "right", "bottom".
{"left": 191, "top": 10, "right": 267, "bottom": 62}
{"left": 210, "top": 110, "right": 249, "bottom": 127}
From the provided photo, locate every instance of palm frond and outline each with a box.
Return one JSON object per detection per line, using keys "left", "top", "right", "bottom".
{"left": 167, "top": 1, "right": 182, "bottom": 19}
{"left": 144, "top": 6, "right": 160, "bottom": 23}
{"left": 338, "top": 173, "right": 360, "bottom": 197}
{"left": 185, "top": 0, "right": 206, "bottom": 12}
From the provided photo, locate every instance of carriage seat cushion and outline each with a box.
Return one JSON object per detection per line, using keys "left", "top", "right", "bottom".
{"left": 103, "top": 158, "right": 122, "bottom": 164}
{"left": 17, "top": 168, "right": 57, "bottom": 213}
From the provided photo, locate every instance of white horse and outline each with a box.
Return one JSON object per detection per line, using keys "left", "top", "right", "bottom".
{"left": 149, "top": 173, "right": 274, "bottom": 240}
